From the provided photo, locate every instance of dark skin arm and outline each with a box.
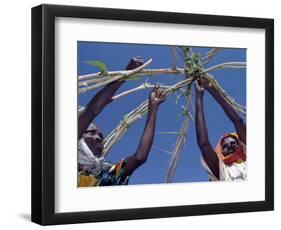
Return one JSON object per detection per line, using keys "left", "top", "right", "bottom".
{"left": 195, "top": 80, "right": 220, "bottom": 180}
{"left": 78, "top": 57, "right": 144, "bottom": 139}
{"left": 121, "top": 85, "right": 166, "bottom": 179}
{"left": 204, "top": 79, "right": 246, "bottom": 144}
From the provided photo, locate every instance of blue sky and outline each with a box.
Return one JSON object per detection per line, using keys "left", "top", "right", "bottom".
{"left": 78, "top": 42, "right": 246, "bottom": 185}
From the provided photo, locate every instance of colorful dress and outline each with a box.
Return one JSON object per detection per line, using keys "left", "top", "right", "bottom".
{"left": 78, "top": 158, "right": 130, "bottom": 187}
{"left": 77, "top": 138, "right": 130, "bottom": 187}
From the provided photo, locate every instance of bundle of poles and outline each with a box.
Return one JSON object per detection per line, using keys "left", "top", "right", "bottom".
{"left": 78, "top": 47, "right": 246, "bottom": 183}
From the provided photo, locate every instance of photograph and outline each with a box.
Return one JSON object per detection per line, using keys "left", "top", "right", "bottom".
{"left": 31, "top": 4, "right": 273, "bottom": 225}
{"left": 77, "top": 42, "right": 247, "bottom": 187}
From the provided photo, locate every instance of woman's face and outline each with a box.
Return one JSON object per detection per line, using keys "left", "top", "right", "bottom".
{"left": 83, "top": 124, "right": 104, "bottom": 157}
{"left": 221, "top": 136, "right": 238, "bottom": 156}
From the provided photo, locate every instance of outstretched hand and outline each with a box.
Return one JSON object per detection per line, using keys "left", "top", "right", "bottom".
{"left": 125, "top": 56, "right": 144, "bottom": 70}
{"left": 149, "top": 84, "right": 166, "bottom": 108}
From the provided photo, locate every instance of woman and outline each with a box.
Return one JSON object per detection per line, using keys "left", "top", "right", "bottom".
{"left": 195, "top": 78, "right": 246, "bottom": 181}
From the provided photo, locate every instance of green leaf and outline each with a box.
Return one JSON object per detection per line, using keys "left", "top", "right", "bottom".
{"left": 85, "top": 61, "right": 108, "bottom": 74}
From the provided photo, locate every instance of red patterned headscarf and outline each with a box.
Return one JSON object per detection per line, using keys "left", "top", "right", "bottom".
{"left": 215, "top": 133, "right": 246, "bottom": 165}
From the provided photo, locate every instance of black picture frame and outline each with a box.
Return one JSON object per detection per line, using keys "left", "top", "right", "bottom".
{"left": 31, "top": 4, "right": 274, "bottom": 225}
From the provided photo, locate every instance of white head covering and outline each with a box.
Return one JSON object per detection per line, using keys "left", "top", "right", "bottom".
{"left": 77, "top": 109, "right": 112, "bottom": 176}
{"left": 78, "top": 137, "right": 110, "bottom": 176}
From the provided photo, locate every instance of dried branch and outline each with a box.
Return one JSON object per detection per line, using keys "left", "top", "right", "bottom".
{"left": 171, "top": 46, "right": 177, "bottom": 69}
{"left": 205, "top": 74, "right": 246, "bottom": 116}
{"left": 202, "top": 48, "right": 222, "bottom": 65}
{"left": 79, "top": 59, "right": 153, "bottom": 94}
{"left": 165, "top": 96, "right": 191, "bottom": 183}
{"left": 165, "top": 46, "right": 192, "bottom": 183}
{"left": 111, "top": 83, "right": 170, "bottom": 101}
{"left": 79, "top": 68, "right": 184, "bottom": 89}
{"left": 204, "top": 62, "right": 246, "bottom": 73}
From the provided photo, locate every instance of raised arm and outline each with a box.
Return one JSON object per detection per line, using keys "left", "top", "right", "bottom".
{"left": 121, "top": 85, "right": 166, "bottom": 178}
{"left": 78, "top": 57, "right": 144, "bottom": 139}
{"left": 195, "top": 80, "right": 219, "bottom": 180}
{"left": 204, "top": 79, "right": 246, "bottom": 144}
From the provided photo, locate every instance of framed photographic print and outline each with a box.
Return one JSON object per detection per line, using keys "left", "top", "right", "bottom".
{"left": 31, "top": 4, "right": 274, "bottom": 225}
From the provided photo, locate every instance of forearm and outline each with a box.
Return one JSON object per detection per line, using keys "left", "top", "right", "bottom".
{"left": 121, "top": 85, "right": 165, "bottom": 179}
{"left": 207, "top": 87, "right": 242, "bottom": 124}
{"left": 195, "top": 92, "right": 219, "bottom": 179}
{"left": 207, "top": 86, "right": 246, "bottom": 143}
{"left": 86, "top": 80, "right": 124, "bottom": 116}
{"left": 78, "top": 80, "right": 124, "bottom": 139}
{"left": 134, "top": 106, "right": 158, "bottom": 162}
{"left": 195, "top": 95, "right": 209, "bottom": 147}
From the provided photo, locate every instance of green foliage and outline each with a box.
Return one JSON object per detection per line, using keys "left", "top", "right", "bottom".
{"left": 179, "top": 46, "right": 204, "bottom": 80}
{"left": 185, "top": 52, "right": 203, "bottom": 78}
{"left": 85, "top": 60, "right": 108, "bottom": 74}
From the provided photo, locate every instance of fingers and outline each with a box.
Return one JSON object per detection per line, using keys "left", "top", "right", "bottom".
{"left": 149, "top": 84, "right": 166, "bottom": 106}
{"left": 152, "top": 84, "right": 166, "bottom": 101}
{"left": 152, "top": 84, "right": 160, "bottom": 95}
{"left": 126, "top": 56, "right": 144, "bottom": 70}
{"left": 132, "top": 56, "right": 144, "bottom": 64}
{"left": 158, "top": 88, "right": 166, "bottom": 99}
{"left": 132, "top": 56, "right": 144, "bottom": 67}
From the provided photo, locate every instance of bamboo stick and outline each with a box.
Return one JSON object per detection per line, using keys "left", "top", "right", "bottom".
{"left": 165, "top": 96, "right": 191, "bottom": 183}
{"left": 205, "top": 74, "right": 246, "bottom": 116}
{"left": 171, "top": 46, "right": 177, "bottom": 69}
{"left": 202, "top": 48, "right": 222, "bottom": 65}
{"left": 79, "top": 68, "right": 184, "bottom": 81}
{"left": 79, "top": 68, "right": 184, "bottom": 88}
{"left": 79, "top": 59, "right": 153, "bottom": 94}
{"left": 204, "top": 62, "right": 246, "bottom": 73}
{"left": 165, "top": 47, "right": 192, "bottom": 183}
{"left": 111, "top": 83, "right": 170, "bottom": 101}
